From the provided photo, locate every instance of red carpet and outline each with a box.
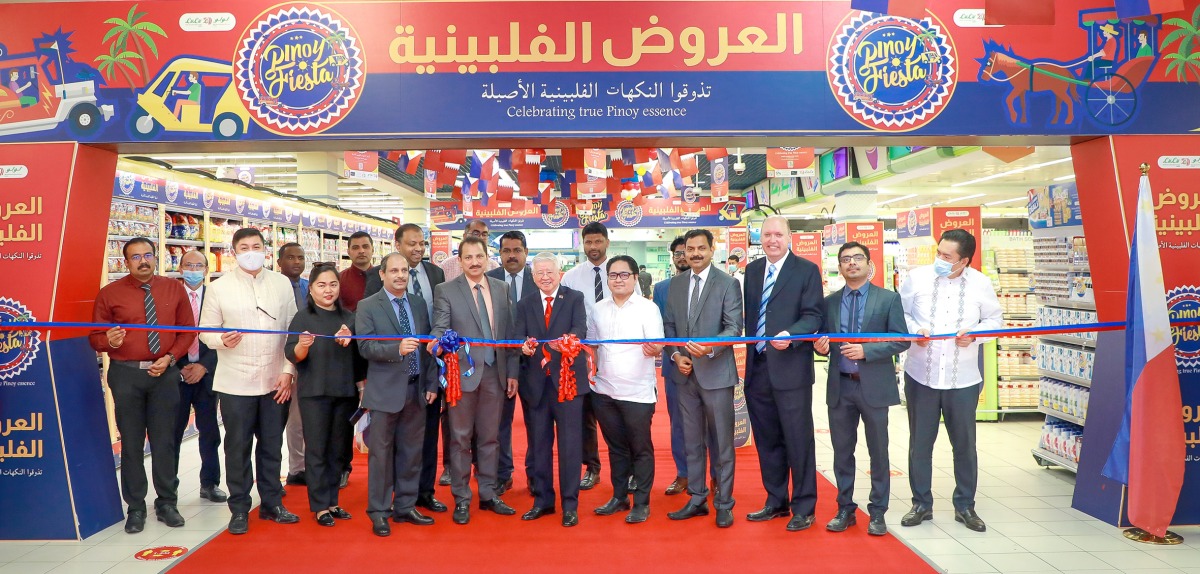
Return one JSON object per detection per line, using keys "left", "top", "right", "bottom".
{"left": 174, "top": 383, "right": 935, "bottom": 574}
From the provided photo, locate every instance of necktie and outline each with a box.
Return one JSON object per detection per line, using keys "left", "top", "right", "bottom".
{"left": 688, "top": 274, "right": 702, "bottom": 326}
{"left": 755, "top": 264, "right": 777, "bottom": 353}
{"left": 142, "top": 283, "right": 161, "bottom": 354}
{"left": 409, "top": 268, "right": 422, "bottom": 297}
{"left": 544, "top": 296, "right": 553, "bottom": 328}
{"left": 188, "top": 291, "right": 200, "bottom": 361}
{"left": 394, "top": 298, "right": 419, "bottom": 376}
{"left": 848, "top": 290, "right": 862, "bottom": 334}
{"left": 593, "top": 266, "right": 603, "bottom": 302}
{"left": 510, "top": 273, "right": 519, "bottom": 305}
{"left": 475, "top": 283, "right": 495, "bottom": 365}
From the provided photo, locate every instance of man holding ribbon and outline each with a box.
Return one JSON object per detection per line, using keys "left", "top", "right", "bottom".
{"left": 899, "top": 229, "right": 1003, "bottom": 533}
{"left": 430, "top": 235, "right": 520, "bottom": 525}
{"left": 512, "top": 252, "right": 589, "bottom": 527}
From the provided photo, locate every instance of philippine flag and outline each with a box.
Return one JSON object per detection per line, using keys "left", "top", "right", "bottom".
{"left": 1102, "top": 171, "right": 1185, "bottom": 538}
{"left": 850, "top": 0, "right": 926, "bottom": 19}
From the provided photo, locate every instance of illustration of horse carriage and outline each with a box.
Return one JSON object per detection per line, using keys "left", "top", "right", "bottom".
{"left": 978, "top": 8, "right": 1161, "bottom": 127}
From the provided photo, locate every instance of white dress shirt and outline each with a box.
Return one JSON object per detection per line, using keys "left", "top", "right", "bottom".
{"left": 538, "top": 288, "right": 559, "bottom": 314}
{"left": 506, "top": 267, "right": 528, "bottom": 302}
{"left": 561, "top": 257, "right": 612, "bottom": 318}
{"left": 199, "top": 266, "right": 298, "bottom": 396}
{"left": 688, "top": 263, "right": 713, "bottom": 318}
{"left": 588, "top": 295, "right": 664, "bottom": 404}
{"left": 900, "top": 264, "right": 1003, "bottom": 389}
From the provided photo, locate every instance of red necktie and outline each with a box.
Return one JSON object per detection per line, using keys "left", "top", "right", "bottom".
{"left": 188, "top": 291, "right": 200, "bottom": 361}
{"left": 544, "top": 296, "right": 553, "bottom": 328}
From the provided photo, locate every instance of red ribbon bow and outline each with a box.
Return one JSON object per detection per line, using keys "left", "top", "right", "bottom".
{"left": 542, "top": 334, "right": 596, "bottom": 402}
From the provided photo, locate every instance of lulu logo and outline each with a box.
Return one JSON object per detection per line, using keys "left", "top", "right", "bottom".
{"left": 827, "top": 11, "right": 957, "bottom": 131}
{"left": 235, "top": 4, "right": 366, "bottom": 136}
{"left": 0, "top": 299, "right": 41, "bottom": 381}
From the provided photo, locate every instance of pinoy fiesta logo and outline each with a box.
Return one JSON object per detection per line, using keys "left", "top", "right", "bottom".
{"left": 234, "top": 4, "right": 366, "bottom": 136}
{"left": 827, "top": 11, "right": 957, "bottom": 131}
{"left": 541, "top": 200, "right": 570, "bottom": 228}
{"left": 615, "top": 200, "right": 644, "bottom": 227}
{"left": 1168, "top": 286, "right": 1200, "bottom": 367}
{"left": 0, "top": 298, "right": 42, "bottom": 381}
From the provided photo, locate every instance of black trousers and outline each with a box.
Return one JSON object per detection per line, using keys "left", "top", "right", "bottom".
{"left": 745, "top": 355, "right": 817, "bottom": 516}
{"left": 418, "top": 391, "right": 444, "bottom": 497}
{"left": 300, "top": 395, "right": 357, "bottom": 512}
{"left": 582, "top": 393, "right": 601, "bottom": 473}
{"left": 110, "top": 362, "right": 180, "bottom": 514}
{"left": 173, "top": 373, "right": 221, "bottom": 489}
{"left": 497, "top": 392, "right": 535, "bottom": 486}
{"left": 829, "top": 375, "right": 890, "bottom": 516}
{"left": 592, "top": 392, "right": 655, "bottom": 507}
{"left": 905, "top": 374, "right": 981, "bottom": 511}
{"left": 219, "top": 392, "right": 287, "bottom": 514}
{"left": 527, "top": 381, "right": 584, "bottom": 512}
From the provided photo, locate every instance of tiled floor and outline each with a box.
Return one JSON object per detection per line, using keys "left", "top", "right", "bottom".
{"left": 3, "top": 366, "right": 1197, "bottom": 573}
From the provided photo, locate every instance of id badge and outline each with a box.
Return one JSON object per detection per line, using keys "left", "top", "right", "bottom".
{"left": 139, "top": 361, "right": 154, "bottom": 370}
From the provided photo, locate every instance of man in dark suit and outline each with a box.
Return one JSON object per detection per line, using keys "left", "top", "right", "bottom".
{"left": 663, "top": 229, "right": 743, "bottom": 528}
{"left": 430, "top": 236, "right": 519, "bottom": 525}
{"left": 391, "top": 223, "right": 450, "bottom": 514}
{"left": 511, "top": 252, "right": 589, "bottom": 527}
{"left": 742, "top": 216, "right": 824, "bottom": 532}
{"left": 814, "top": 241, "right": 910, "bottom": 537}
{"left": 173, "top": 250, "right": 226, "bottom": 504}
{"left": 487, "top": 230, "right": 538, "bottom": 496}
{"left": 358, "top": 252, "right": 440, "bottom": 536}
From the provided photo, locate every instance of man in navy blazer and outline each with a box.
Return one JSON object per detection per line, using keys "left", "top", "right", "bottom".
{"left": 173, "top": 250, "right": 227, "bottom": 503}
{"left": 511, "top": 252, "right": 589, "bottom": 527}
{"left": 742, "top": 216, "right": 824, "bottom": 532}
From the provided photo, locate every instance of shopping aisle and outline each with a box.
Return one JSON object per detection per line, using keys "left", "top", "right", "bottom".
{"left": 3, "top": 365, "right": 1200, "bottom": 573}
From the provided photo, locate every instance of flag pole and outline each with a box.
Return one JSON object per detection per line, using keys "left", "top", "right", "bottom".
{"left": 1120, "top": 161, "right": 1184, "bottom": 546}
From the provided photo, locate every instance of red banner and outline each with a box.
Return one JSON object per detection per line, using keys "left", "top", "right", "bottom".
{"left": 840, "top": 222, "right": 885, "bottom": 288}
{"left": 727, "top": 227, "right": 749, "bottom": 269}
{"left": 791, "top": 231, "right": 822, "bottom": 268}
{"left": 932, "top": 206, "right": 983, "bottom": 271}
{"left": 430, "top": 230, "right": 453, "bottom": 265}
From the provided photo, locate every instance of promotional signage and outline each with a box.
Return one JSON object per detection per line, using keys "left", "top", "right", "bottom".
{"left": 791, "top": 231, "right": 822, "bottom": 268}
{"left": 1029, "top": 182, "right": 1084, "bottom": 229}
{"left": 0, "top": 143, "right": 122, "bottom": 540}
{"left": 343, "top": 151, "right": 380, "bottom": 181}
{"left": 766, "top": 148, "right": 815, "bottom": 177}
{"left": 0, "top": 1, "right": 1198, "bottom": 145}
{"left": 896, "top": 207, "right": 933, "bottom": 239}
{"left": 429, "top": 230, "right": 452, "bottom": 263}
{"left": 837, "top": 222, "right": 886, "bottom": 288}
{"left": 727, "top": 227, "right": 749, "bottom": 269}
{"left": 932, "top": 206, "right": 983, "bottom": 271}
{"left": 429, "top": 196, "right": 743, "bottom": 230}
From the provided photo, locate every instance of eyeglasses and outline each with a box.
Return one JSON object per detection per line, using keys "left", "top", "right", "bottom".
{"left": 607, "top": 272, "right": 634, "bottom": 281}
{"left": 672, "top": 251, "right": 686, "bottom": 258}
{"left": 181, "top": 263, "right": 206, "bottom": 271}
{"left": 839, "top": 254, "right": 868, "bottom": 264}
{"left": 128, "top": 253, "right": 155, "bottom": 262}
{"left": 533, "top": 270, "right": 557, "bottom": 278}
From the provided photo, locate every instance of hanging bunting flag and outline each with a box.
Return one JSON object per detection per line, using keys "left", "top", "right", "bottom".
{"left": 1114, "top": 0, "right": 1183, "bottom": 19}
{"left": 611, "top": 159, "right": 635, "bottom": 180}
{"left": 437, "top": 167, "right": 459, "bottom": 186}
{"left": 423, "top": 150, "right": 444, "bottom": 173}
{"left": 423, "top": 168, "right": 438, "bottom": 199}
{"left": 498, "top": 149, "right": 514, "bottom": 170}
{"left": 703, "top": 148, "right": 729, "bottom": 160}
{"left": 677, "top": 147, "right": 702, "bottom": 155}
{"left": 851, "top": 0, "right": 927, "bottom": 18}
{"left": 679, "top": 153, "right": 699, "bottom": 177}
{"left": 621, "top": 149, "right": 638, "bottom": 165}
{"left": 561, "top": 148, "right": 585, "bottom": 169}
{"left": 525, "top": 149, "right": 546, "bottom": 165}
{"left": 710, "top": 156, "right": 730, "bottom": 204}
{"left": 984, "top": 0, "right": 1054, "bottom": 24}
{"left": 441, "top": 149, "right": 467, "bottom": 168}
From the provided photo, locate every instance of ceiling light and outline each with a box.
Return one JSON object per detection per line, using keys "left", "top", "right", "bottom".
{"left": 876, "top": 193, "right": 918, "bottom": 206}
{"left": 1054, "top": 174, "right": 1076, "bottom": 181}
{"left": 147, "top": 154, "right": 294, "bottom": 161}
{"left": 160, "top": 162, "right": 300, "bottom": 169}
{"left": 983, "top": 196, "right": 1029, "bottom": 206}
{"left": 942, "top": 193, "right": 987, "bottom": 203}
{"left": 950, "top": 157, "right": 1072, "bottom": 187}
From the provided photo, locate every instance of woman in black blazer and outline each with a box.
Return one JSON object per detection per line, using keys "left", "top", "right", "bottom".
{"left": 285, "top": 263, "right": 366, "bottom": 526}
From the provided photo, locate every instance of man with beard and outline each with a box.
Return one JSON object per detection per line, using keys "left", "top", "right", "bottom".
{"left": 277, "top": 242, "right": 308, "bottom": 488}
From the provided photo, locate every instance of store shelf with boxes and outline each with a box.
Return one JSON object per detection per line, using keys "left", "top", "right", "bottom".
{"left": 980, "top": 229, "right": 1040, "bottom": 419}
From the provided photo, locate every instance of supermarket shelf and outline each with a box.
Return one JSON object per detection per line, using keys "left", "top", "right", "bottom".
{"left": 1039, "top": 334, "right": 1097, "bottom": 348}
{"left": 1039, "top": 406, "right": 1086, "bottom": 426}
{"left": 108, "top": 234, "right": 151, "bottom": 242}
{"left": 998, "top": 344, "right": 1034, "bottom": 350}
{"left": 164, "top": 206, "right": 203, "bottom": 216}
{"left": 1037, "top": 369, "right": 1093, "bottom": 388}
{"left": 1032, "top": 447, "right": 1079, "bottom": 473}
{"left": 1036, "top": 264, "right": 1091, "bottom": 272}
{"left": 976, "top": 406, "right": 1040, "bottom": 414}
{"left": 165, "top": 238, "right": 205, "bottom": 247}
{"left": 1039, "top": 299, "right": 1097, "bottom": 311}
{"left": 1003, "top": 314, "right": 1037, "bottom": 320}
{"left": 998, "top": 375, "right": 1041, "bottom": 381}
{"left": 997, "top": 267, "right": 1034, "bottom": 273}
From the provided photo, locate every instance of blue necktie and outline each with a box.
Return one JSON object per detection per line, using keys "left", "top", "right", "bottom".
{"left": 755, "top": 264, "right": 776, "bottom": 353}
{"left": 394, "top": 298, "right": 418, "bottom": 376}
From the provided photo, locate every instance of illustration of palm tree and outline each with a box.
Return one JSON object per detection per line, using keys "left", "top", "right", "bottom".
{"left": 94, "top": 42, "right": 142, "bottom": 92}
{"left": 1161, "top": 4, "right": 1200, "bottom": 83}
{"left": 101, "top": 4, "right": 167, "bottom": 82}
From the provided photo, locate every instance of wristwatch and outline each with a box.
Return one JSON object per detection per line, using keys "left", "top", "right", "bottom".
{"left": 165, "top": 353, "right": 177, "bottom": 366}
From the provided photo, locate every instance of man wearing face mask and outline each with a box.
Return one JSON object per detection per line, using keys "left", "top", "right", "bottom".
{"left": 172, "top": 250, "right": 227, "bottom": 505}
{"left": 199, "top": 228, "right": 300, "bottom": 535}
{"left": 898, "top": 229, "right": 1003, "bottom": 533}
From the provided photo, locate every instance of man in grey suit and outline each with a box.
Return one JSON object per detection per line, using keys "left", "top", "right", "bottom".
{"left": 663, "top": 229, "right": 744, "bottom": 528}
{"left": 430, "top": 236, "right": 519, "bottom": 525}
{"left": 357, "top": 253, "right": 439, "bottom": 537}
{"left": 814, "top": 242, "right": 910, "bottom": 537}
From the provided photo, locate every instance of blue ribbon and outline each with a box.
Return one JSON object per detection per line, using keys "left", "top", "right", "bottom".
{"left": 430, "top": 330, "right": 474, "bottom": 390}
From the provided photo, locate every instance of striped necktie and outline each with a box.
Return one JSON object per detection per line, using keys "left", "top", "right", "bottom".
{"left": 141, "top": 283, "right": 161, "bottom": 354}
{"left": 394, "top": 298, "right": 419, "bottom": 376}
{"left": 755, "top": 264, "right": 776, "bottom": 353}
{"left": 593, "top": 266, "right": 603, "bottom": 302}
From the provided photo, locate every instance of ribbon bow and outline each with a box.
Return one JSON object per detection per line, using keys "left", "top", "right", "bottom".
{"left": 433, "top": 330, "right": 474, "bottom": 407}
{"left": 543, "top": 334, "right": 595, "bottom": 403}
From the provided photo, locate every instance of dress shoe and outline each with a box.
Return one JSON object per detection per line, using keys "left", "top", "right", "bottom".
{"left": 316, "top": 512, "right": 335, "bottom": 527}
{"left": 452, "top": 502, "right": 470, "bottom": 525}
{"left": 562, "top": 510, "right": 579, "bottom": 527}
{"left": 580, "top": 470, "right": 600, "bottom": 491}
{"left": 900, "top": 505, "right": 933, "bottom": 527}
{"left": 746, "top": 506, "right": 790, "bottom": 522}
{"left": 417, "top": 494, "right": 448, "bottom": 513}
{"left": 522, "top": 506, "right": 556, "bottom": 521}
{"left": 868, "top": 514, "right": 888, "bottom": 536}
{"left": 439, "top": 468, "right": 452, "bottom": 486}
{"left": 329, "top": 506, "right": 352, "bottom": 520}
{"left": 954, "top": 508, "right": 987, "bottom": 532}
{"left": 258, "top": 505, "right": 300, "bottom": 524}
{"left": 667, "top": 501, "right": 709, "bottom": 520}
{"left": 199, "top": 485, "right": 228, "bottom": 503}
{"left": 786, "top": 514, "right": 816, "bottom": 532}
{"left": 393, "top": 509, "right": 434, "bottom": 526}
{"left": 716, "top": 509, "right": 734, "bottom": 528}
{"left": 496, "top": 477, "right": 514, "bottom": 496}
{"left": 156, "top": 505, "right": 185, "bottom": 527}
{"left": 338, "top": 470, "right": 350, "bottom": 489}
{"left": 825, "top": 508, "right": 856, "bottom": 532}
{"left": 594, "top": 497, "right": 632, "bottom": 516}
{"left": 228, "top": 512, "right": 249, "bottom": 535}
{"left": 627, "top": 476, "right": 638, "bottom": 491}
{"left": 626, "top": 505, "right": 650, "bottom": 524}
{"left": 124, "top": 510, "right": 146, "bottom": 534}
{"left": 479, "top": 498, "right": 517, "bottom": 515}
{"left": 665, "top": 476, "right": 688, "bottom": 496}
{"left": 285, "top": 471, "right": 307, "bottom": 486}
{"left": 371, "top": 515, "right": 391, "bottom": 537}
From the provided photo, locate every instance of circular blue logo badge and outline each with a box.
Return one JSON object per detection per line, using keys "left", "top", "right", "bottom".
{"left": 541, "top": 200, "right": 570, "bottom": 228}
{"left": 165, "top": 181, "right": 179, "bottom": 203}
{"left": 119, "top": 172, "right": 135, "bottom": 196}
{"left": 0, "top": 298, "right": 42, "bottom": 381}
{"left": 1168, "top": 286, "right": 1200, "bottom": 366}
{"left": 615, "top": 200, "right": 644, "bottom": 227}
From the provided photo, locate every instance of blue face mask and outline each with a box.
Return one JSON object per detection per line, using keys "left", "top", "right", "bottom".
{"left": 181, "top": 270, "right": 206, "bottom": 286}
{"left": 934, "top": 258, "right": 957, "bottom": 277}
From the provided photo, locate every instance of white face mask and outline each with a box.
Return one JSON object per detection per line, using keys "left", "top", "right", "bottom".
{"left": 934, "top": 258, "right": 961, "bottom": 277}
{"left": 236, "top": 250, "right": 266, "bottom": 272}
